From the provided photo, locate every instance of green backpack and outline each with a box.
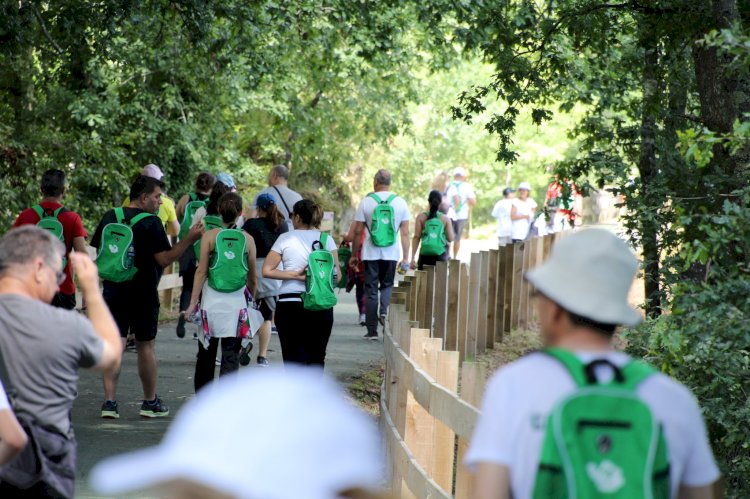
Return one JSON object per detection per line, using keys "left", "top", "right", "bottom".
{"left": 208, "top": 228, "right": 248, "bottom": 293}
{"left": 366, "top": 193, "right": 398, "bottom": 247}
{"left": 336, "top": 246, "right": 351, "bottom": 289}
{"left": 302, "top": 232, "right": 337, "bottom": 311}
{"left": 533, "top": 348, "right": 670, "bottom": 499}
{"left": 32, "top": 205, "right": 67, "bottom": 270}
{"left": 420, "top": 213, "right": 447, "bottom": 256}
{"left": 178, "top": 193, "right": 207, "bottom": 241}
{"left": 96, "top": 208, "right": 154, "bottom": 283}
{"left": 195, "top": 215, "right": 223, "bottom": 261}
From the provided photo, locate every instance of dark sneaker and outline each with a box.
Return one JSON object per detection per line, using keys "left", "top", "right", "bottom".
{"left": 257, "top": 356, "right": 269, "bottom": 367}
{"left": 379, "top": 314, "right": 386, "bottom": 327}
{"left": 363, "top": 332, "right": 378, "bottom": 341}
{"left": 239, "top": 342, "right": 254, "bottom": 366}
{"left": 125, "top": 339, "right": 136, "bottom": 352}
{"left": 101, "top": 400, "right": 119, "bottom": 419}
{"left": 176, "top": 316, "right": 186, "bottom": 338}
{"left": 140, "top": 396, "right": 170, "bottom": 418}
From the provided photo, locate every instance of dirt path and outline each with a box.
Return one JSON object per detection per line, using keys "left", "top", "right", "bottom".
{"left": 72, "top": 290, "right": 383, "bottom": 498}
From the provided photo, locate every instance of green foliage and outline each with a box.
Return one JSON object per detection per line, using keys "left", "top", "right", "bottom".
{"left": 624, "top": 188, "right": 750, "bottom": 497}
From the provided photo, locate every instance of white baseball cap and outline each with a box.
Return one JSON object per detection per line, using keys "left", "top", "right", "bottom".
{"left": 90, "top": 367, "right": 384, "bottom": 499}
{"left": 142, "top": 163, "right": 164, "bottom": 180}
{"left": 518, "top": 181, "right": 531, "bottom": 191}
{"left": 525, "top": 229, "right": 642, "bottom": 327}
{"left": 453, "top": 166, "right": 467, "bottom": 177}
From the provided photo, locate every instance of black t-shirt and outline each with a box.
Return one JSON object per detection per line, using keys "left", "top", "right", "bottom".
{"left": 91, "top": 207, "right": 171, "bottom": 290}
{"left": 242, "top": 218, "right": 288, "bottom": 258}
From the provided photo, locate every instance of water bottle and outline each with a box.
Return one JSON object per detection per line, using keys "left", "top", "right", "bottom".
{"left": 126, "top": 244, "right": 135, "bottom": 269}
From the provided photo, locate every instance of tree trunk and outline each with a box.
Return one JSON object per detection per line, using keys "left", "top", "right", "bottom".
{"left": 638, "top": 20, "right": 662, "bottom": 318}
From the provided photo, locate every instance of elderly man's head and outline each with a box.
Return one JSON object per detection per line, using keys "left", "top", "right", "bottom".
{"left": 129, "top": 175, "right": 164, "bottom": 214}
{"left": 0, "top": 226, "right": 66, "bottom": 303}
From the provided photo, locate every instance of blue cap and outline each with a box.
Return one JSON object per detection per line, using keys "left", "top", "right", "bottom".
{"left": 216, "top": 172, "right": 236, "bottom": 189}
{"left": 256, "top": 193, "right": 276, "bottom": 210}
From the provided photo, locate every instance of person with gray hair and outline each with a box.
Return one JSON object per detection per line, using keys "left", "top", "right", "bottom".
{"left": 250, "top": 164, "right": 303, "bottom": 231}
{"left": 349, "top": 169, "right": 411, "bottom": 340}
{"left": 0, "top": 226, "right": 121, "bottom": 497}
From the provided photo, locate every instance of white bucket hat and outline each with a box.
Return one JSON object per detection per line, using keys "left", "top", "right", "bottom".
{"left": 453, "top": 166, "right": 467, "bottom": 177}
{"left": 525, "top": 229, "right": 642, "bottom": 327}
{"left": 90, "top": 367, "right": 383, "bottom": 499}
{"left": 518, "top": 181, "right": 531, "bottom": 191}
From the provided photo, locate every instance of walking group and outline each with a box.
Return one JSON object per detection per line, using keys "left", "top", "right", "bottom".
{"left": 0, "top": 165, "right": 723, "bottom": 498}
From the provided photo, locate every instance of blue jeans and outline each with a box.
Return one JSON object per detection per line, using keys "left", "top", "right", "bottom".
{"left": 363, "top": 260, "right": 397, "bottom": 335}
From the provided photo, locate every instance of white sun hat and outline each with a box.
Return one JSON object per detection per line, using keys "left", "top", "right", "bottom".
{"left": 525, "top": 229, "right": 642, "bottom": 327}
{"left": 453, "top": 166, "right": 467, "bottom": 177}
{"left": 90, "top": 367, "right": 383, "bottom": 499}
{"left": 518, "top": 181, "right": 532, "bottom": 191}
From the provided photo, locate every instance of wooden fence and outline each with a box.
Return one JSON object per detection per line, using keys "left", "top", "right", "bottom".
{"left": 381, "top": 232, "right": 566, "bottom": 498}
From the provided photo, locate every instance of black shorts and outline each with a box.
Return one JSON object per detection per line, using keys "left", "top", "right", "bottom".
{"left": 452, "top": 219, "right": 468, "bottom": 242}
{"left": 103, "top": 282, "right": 160, "bottom": 342}
{"left": 257, "top": 296, "right": 276, "bottom": 322}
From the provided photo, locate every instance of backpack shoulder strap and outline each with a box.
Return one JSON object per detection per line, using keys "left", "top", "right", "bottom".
{"left": 113, "top": 207, "right": 125, "bottom": 224}
{"left": 367, "top": 192, "right": 383, "bottom": 204}
{"left": 272, "top": 186, "right": 292, "bottom": 215}
{"left": 129, "top": 212, "right": 153, "bottom": 227}
{"left": 31, "top": 205, "right": 45, "bottom": 219}
{"left": 52, "top": 207, "right": 65, "bottom": 218}
{"left": 189, "top": 192, "right": 197, "bottom": 202}
{"left": 385, "top": 193, "right": 398, "bottom": 204}
{"left": 320, "top": 232, "right": 329, "bottom": 248}
{"left": 543, "top": 348, "right": 588, "bottom": 388}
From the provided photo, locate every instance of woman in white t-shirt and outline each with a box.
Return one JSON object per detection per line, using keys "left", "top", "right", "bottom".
{"left": 510, "top": 181, "right": 538, "bottom": 242}
{"left": 263, "top": 199, "right": 338, "bottom": 367}
{"left": 0, "top": 378, "right": 27, "bottom": 465}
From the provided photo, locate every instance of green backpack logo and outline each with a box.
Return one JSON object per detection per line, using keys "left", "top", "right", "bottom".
{"left": 195, "top": 215, "right": 223, "bottom": 261}
{"left": 420, "top": 213, "right": 447, "bottom": 256}
{"left": 366, "top": 193, "right": 398, "bottom": 247}
{"left": 336, "top": 246, "right": 351, "bottom": 289}
{"left": 96, "top": 208, "right": 154, "bottom": 283}
{"left": 32, "top": 205, "right": 67, "bottom": 270}
{"left": 208, "top": 228, "right": 248, "bottom": 293}
{"left": 302, "top": 232, "right": 337, "bottom": 311}
{"left": 178, "top": 193, "right": 206, "bottom": 241}
{"left": 533, "top": 348, "right": 670, "bottom": 499}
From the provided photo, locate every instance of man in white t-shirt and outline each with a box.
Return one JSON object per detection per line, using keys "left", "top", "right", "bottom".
{"left": 250, "top": 165, "right": 303, "bottom": 231}
{"left": 491, "top": 187, "right": 515, "bottom": 247}
{"left": 510, "top": 181, "right": 537, "bottom": 242}
{"left": 466, "top": 229, "right": 720, "bottom": 499}
{"left": 445, "top": 167, "right": 476, "bottom": 258}
{"left": 349, "top": 169, "right": 410, "bottom": 340}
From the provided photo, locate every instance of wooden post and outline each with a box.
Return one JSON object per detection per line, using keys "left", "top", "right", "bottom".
{"left": 434, "top": 350, "right": 459, "bottom": 493}
{"left": 458, "top": 262, "right": 470, "bottom": 362}
{"left": 502, "top": 245, "right": 514, "bottom": 333}
{"left": 446, "top": 260, "right": 461, "bottom": 351}
{"left": 404, "top": 331, "right": 437, "bottom": 478}
{"left": 519, "top": 241, "right": 531, "bottom": 329}
{"left": 422, "top": 266, "right": 435, "bottom": 333}
{"left": 415, "top": 270, "right": 427, "bottom": 328}
{"left": 486, "top": 249, "right": 499, "bottom": 348}
{"left": 466, "top": 255, "right": 480, "bottom": 360}
{"left": 510, "top": 243, "right": 524, "bottom": 330}
{"left": 433, "top": 261, "right": 449, "bottom": 342}
{"left": 543, "top": 233, "right": 553, "bottom": 260}
{"left": 494, "top": 246, "right": 508, "bottom": 342}
{"left": 478, "top": 251, "right": 490, "bottom": 353}
{"left": 455, "top": 361, "right": 487, "bottom": 499}
{"left": 400, "top": 278, "right": 413, "bottom": 314}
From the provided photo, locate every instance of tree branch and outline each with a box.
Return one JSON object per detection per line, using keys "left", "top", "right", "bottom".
{"left": 29, "top": 1, "right": 63, "bottom": 55}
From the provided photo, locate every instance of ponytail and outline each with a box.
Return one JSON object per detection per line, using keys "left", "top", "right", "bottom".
{"left": 427, "top": 190, "right": 442, "bottom": 219}
{"left": 264, "top": 203, "right": 285, "bottom": 231}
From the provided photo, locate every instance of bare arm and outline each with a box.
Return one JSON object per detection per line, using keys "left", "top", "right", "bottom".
{"left": 154, "top": 223, "right": 203, "bottom": 268}
{"left": 0, "top": 409, "right": 27, "bottom": 465}
{"left": 399, "top": 219, "right": 410, "bottom": 265}
{"left": 343, "top": 222, "right": 357, "bottom": 244}
{"left": 263, "top": 250, "right": 306, "bottom": 281}
{"left": 176, "top": 194, "right": 188, "bottom": 221}
{"left": 473, "top": 463, "right": 511, "bottom": 499}
{"left": 186, "top": 233, "right": 212, "bottom": 314}
{"left": 348, "top": 221, "right": 365, "bottom": 269}
{"left": 677, "top": 481, "right": 721, "bottom": 499}
{"left": 72, "top": 236, "right": 87, "bottom": 254}
{"left": 245, "top": 233, "right": 257, "bottom": 296}
{"left": 68, "top": 252, "right": 121, "bottom": 373}
{"left": 166, "top": 219, "right": 180, "bottom": 238}
{"left": 444, "top": 215, "right": 455, "bottom": 243}
{"left": 410, "top": 215, "right": 424, "bottom": 264}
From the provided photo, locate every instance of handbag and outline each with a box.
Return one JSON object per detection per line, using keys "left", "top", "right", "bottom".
{"left": 0, "top": 347, "right": 76, "bottom": 498}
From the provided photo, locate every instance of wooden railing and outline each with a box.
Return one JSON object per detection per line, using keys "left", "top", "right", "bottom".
{"left": 381, "top": 232, "right": 566, "bottom": 498}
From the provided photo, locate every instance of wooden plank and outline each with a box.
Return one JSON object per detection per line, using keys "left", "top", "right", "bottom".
{"left": 466, "top": 253, "right": 481, "bottom": 359}
{"left": 433, "top": 261, "right": 449, "bottom": 341}
{"left": 478, "top": 251, "right": 490, "bottom": 353}
{"left": 400, "top": 278, "right": 413, "bottom": 313}
{"left": 510, "top": 243, "right": 524, "bottom": 330}
{"left": 446, "top": 260, "right": 461, "bottom": 351}
{"left": 494, "top": 247, "right": 507, "bottom": 342}
{"left": 503, "top": 244, "right": 515, "bottom": 332}
{"left": 525, "top": 238, "right": 537, "bottom": 324}
{"left": 486, "top": 249, "right": 499, "bottom": 348}
{"left": 519, "top": 241, "right": 531, "bottom": 329}
{"left": 433, "top": 350, "right": 459, "bottom": 493}
{"left": 455, "top": 361, "right": 487, "bottom": 499}
{"left": 458, "top": 262, "right": 470, "bottom": 362}
{"left": 415, "top": 270, "right": 427, "bottom": 328}
{"left": 422, "top": 265, "right": 435, "bottom": 333}
{"left": 405, "top": 331, "right": 435, "bottom": 478}
{"left": 543, "top": 233, "right": 553, "bottom": 261}
{"left": 157, "top": 272, "right": 182, "bottom": 292}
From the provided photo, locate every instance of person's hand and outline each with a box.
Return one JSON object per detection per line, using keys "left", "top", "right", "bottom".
{"left": 410, "top": 259, "right": 416, "bottom": 270}
{"left": 188, "top": 223, "right": 205, "bottom": 242}
{"left": 69, "top": 252, "right": 99, "bottom": 295}
{"left": 348, "top": 256, "right": 359, "bottom": 270}
{"left": 296, "top": 266, "right": 308, "bottom": 281}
